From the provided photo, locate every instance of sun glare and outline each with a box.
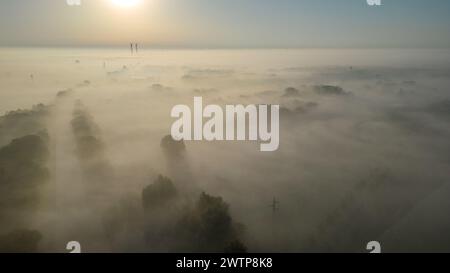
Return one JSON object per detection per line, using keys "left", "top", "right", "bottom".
{"left": 111, "top": 0, "right": 142, "bottom": 8}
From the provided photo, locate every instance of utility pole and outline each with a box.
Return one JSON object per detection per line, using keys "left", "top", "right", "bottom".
{"left": 270, "top": 197, "right": 279, "bottom": 214}
{"left": 269, "top": 197, "right": 279, "bottom": 245}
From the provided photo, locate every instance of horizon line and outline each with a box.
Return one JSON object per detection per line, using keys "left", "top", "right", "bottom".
{"left": 1, "top": 45, "right": 450, "bottom": 50}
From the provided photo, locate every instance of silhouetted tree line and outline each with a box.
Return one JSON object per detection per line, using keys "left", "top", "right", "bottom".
{"left": 141, "top": 175, "right": 247, "bottom": 253}
{"left": 0, "top": 103, "right": 50, "bottom": 147}
{"left": 0, "top": 134, "right": 49, "bottom": 252}
{"left": 71, "top": 101, "right": 112, "bottom": 183}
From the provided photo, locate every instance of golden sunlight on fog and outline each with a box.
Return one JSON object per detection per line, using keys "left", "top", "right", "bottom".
{"left": 110, "top": 0, "right": 143, "bottom": 8}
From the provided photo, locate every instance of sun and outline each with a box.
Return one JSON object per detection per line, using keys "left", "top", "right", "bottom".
{"left": 111, "top": 0, "right": 142, "bottom": 8}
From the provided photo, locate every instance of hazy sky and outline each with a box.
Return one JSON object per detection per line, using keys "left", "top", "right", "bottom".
{"left": 1, "top": 0, "right": 450, "bottom": 48}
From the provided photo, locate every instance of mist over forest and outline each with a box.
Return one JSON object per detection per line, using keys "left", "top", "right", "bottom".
{"left": 1, "top": 48, "right": 450, "bottom": 252}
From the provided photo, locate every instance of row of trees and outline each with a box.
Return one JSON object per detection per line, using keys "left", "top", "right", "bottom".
{"left": 0, "top": 105, "right": 51, "bottom": 252}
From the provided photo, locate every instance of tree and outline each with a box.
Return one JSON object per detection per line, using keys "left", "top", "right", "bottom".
{"left": 161, "top": 135, "right": 186, "bottom": 159}
{"left": 142, "top": 175, "right": 178, "bottom": 210}
{"left": 175, "top": 192, "right": 246, "bottom": 252}
{"left": 0, "top": 229, "right": 42, "bottom": 253}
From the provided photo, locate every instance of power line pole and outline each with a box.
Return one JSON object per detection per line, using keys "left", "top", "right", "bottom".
{"left": 269, "top": 197, "right": 280, "bottom": 243}
{"left": 270, "top": 197, "right": 279, "bottom": 214}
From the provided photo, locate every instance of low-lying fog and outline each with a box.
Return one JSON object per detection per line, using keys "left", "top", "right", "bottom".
{"left": 1, "top": 48, "right": 450, "bottom": 252}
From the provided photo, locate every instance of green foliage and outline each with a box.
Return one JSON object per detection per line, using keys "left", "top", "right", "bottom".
{"left": 161, "top": 135, "right": 186, "bottom": 158}
{"left": 175, "top": 192, "right": 245, "bottom": 252}
{"left": 0, "top": 229, "right": 42, "bottom": 253}
{"left": 0, "top": 135, "right": 49, "bottom": 210}
{"left": 0, "top": 104, "right": 50, "bottom": 147}
{"left": 142, "top": 175, "right": 178, "bottom": 210}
